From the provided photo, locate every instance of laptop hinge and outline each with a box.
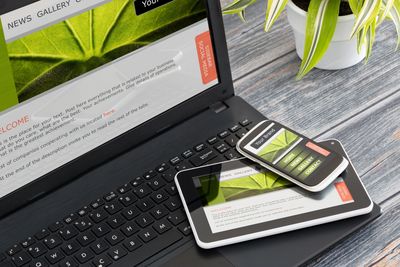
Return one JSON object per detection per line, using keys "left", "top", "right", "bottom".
{"left": 209, "top": 101, "right": 228, "bottom": 114}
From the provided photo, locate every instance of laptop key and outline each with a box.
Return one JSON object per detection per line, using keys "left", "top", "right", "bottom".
{"left": 59, "top": 225, "right": 78, "bottom": 240}
{"left": 92, "top": 255, "right": 113, "bottom": 267}
{"left": 225, "top": 135, "right": 239, "bottom": 147}
{"left": 182, "top": 149, "right": 194, "bottom": 159}
{"left": 131, "top": 176, "right": 144, "bottom": 187}
{"left": 90, "top": 240, "right": 109, "bottom": 255}
{"left": 156, "top": 163, "right": 170, "bottom": 173}
{"left": 169, "top": 156, "right": 181, "bottom": 166}
{"left": 151, "top": 191, "right": 169, "bottom": 204}
{"left": 150, "top": 206, "right": 169, "bottom": 220}
{"left": 161, "top": 170, "right": 175, "bottom": 183}
{"left": 138, "top": 228, "right": 158, "bottom": 243}
{"left": 148, "top": 177, "right": 166, "bottom": 191}
{"left": 104, "top": 201, "right": 123, "bottom": 215}
{"left": 76, "top": 232, "right": 96, "bottom": 247}
{"left": 117, "top": 183, "right": 132, "bottom": 194}
{"left": 164, "top": 198, "right": 182, "bottom": 211}
{"left": 89, "top": 209, "right": 108, "bottom": 223}
{"left": 48, "top": 221, "right": 63, "bottom": 232}
{"left": 153, "top": 219, "right": 172, "bottom": 234}
{"left": 59, "top": 258, "right": 78, "bottom": 267}
{"left": 225, "top": 150, "right": 241, "bottom": 160}
{"left": 21, "top": 237, "right": 35, "bottom": 248}
{"left": 107, "top": 245, "right": 127, "bottom": 261}
{"left": 75, "top": 248, "right": 94, "bottom": 264}
{"left": 123, "top": 237, "right": 142, "bottom": 252}
{"left": 30, "top": 258, "right": 48, "bottom": 267}
{"left": 133, "top": 184, "right": 152, "bottom": 198}
{"left": 64, "top": 213, "right": 78, "bottom": 224}
{"left": 167, "top": 211, "right": 186, "bottom": 226}
{"left": 190, "top": 149, "right": 217, "bottom": 167}
{"left": 136, "top": 214, "right": 154, "bottom": 228}
{"left": 194, "top": 143, "right": 207, "bottom": 152}
{"left": 178, "top": 223, "right": 192, "bottom": 236}
{"left": 92, "top": 223, "right": 111, "bottom": 238}
{"left": 207, "top": 136, "right": 219, "bottom": 145}
{"left": 107, "top": 214, "right": 126, "bottom": 229}
{"left": 175, "top": 162, "right": 192, "bottom": 172}
{"left": 240, "top": 118, "right": 252, "bottom": 127}
{"left": 35, "top": 229, "right": 50, "bottom": 240}
{"left": 28, "top": 243, "right": 47, "bottom": 258}
{"left": 91, "top": 199, "right": 105, "bottom": 210}
{"left": 61, "top": 240, "right": 80, "bottom": 256}
{"left": 215, "top": 142, "right": 229, "bottom": 154}
{"left": 6, "top": 244, "right": 22, "bottom": 256}
{"left": 218, "top": 130, "right": 230, "bottom": 138}
{"left": 236, "top": 128, "right": 248, "bottom": 138}
{"left": 121, "top": 206, "right": 140, "bottom": 220}
{"left": 165, "top": 184, "right": 177, "bottom": 196}
{"left": 105, "top": 231, "right": 125, "bottom": 246}
{"left": 229, "top": 125, "right": 241, "bottom": 133}
{"left": 11, "top": 251, "right": 32, "bottom": 267}
{"left": 121, "top": 222, "right": 140, "bottom": 237}
{"left": 45, "top": 249, "right": 64, "bottom": 264}
{"left": 143, "top": 170, "right": 157, "bottom": 180}
{"left": 77, "top": 206, "right": 91, "bottom": 217}
{"left": 136, "top": 199, "right": 155, "bottom": 212}
{"left": 103, "top": 192, "right": 118, "bottom": 202}
{"left": 74, "top": 218, "right": 93, "bottom": 232}
{"left": 43, "top": 234, "right": 63, "bottom": 249}
{"left": 119, "top": 193, "right": 138, "bottom": 207}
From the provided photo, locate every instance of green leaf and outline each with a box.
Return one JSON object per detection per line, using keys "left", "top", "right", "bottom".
{"left": 222, "top": 0, "right": 258, "bottom": 22}
{"left": 379, "top": 0, "right": 395, "bottom": 24}
{"left": 7, "top": 0, "right": 206, "bottom": 102}
{"left": 350, "top": 0, "right": 382, "bottom": 38}
{"left": 297, "top": 0, "right": 341, "bottom": 79}
{"left": 348, "top": 0, "right": 361, "bottom": 15}
{"left": 364, "top": 19, "right": 377, "bottom": 61}
{"left": 264, "top": 0, "right": 289, "bottom": 32}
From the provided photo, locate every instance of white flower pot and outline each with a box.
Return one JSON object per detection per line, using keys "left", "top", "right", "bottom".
{"left": 286, "top": 1, "right": 366, "bottom": 70}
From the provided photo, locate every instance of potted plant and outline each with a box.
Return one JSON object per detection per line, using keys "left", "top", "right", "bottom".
{"left": 223, "top": 0, "right": 400, "bottom": 79}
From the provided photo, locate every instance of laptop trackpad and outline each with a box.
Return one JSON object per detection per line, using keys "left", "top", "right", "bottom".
{"left": 163, "top": 245, "right": 233, "bottom": 267}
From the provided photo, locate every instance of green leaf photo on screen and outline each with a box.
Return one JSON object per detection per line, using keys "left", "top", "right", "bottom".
{"left": 198, "top": 170, "right": 293, "bottom": 206}
{"left": 257, "top": 129, "right": 300, "bottom": 163}
{"left": 0, "top": 0, "right": 206, "bottom": 112}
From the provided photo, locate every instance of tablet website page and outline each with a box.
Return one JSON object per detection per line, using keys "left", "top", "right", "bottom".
{"left": 196, "top": 166, "right": 354, "bottom": 233}
{"left": 0, "top": 0, "right": 218, "bottom": 198}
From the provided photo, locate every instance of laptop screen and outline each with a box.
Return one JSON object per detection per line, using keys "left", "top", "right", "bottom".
{"left": 0, "top": 0, "right": 219, "bottom": 199}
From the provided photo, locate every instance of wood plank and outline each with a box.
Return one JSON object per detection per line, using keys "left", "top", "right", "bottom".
{"left": 306, "top": 191, "right": 400, "bottom": 267}
{"left": 317, "top": 91, "right": 400, "bottom": 204}
{"left": 232, "top": 20, "right": 400, "bottom": 138}
{"left": 221, "top": 1, "right": 296, "bottom": 80}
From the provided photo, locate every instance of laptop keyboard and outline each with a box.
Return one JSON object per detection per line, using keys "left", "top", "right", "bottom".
{"left": 1, "top": 119, "right": 254, "bottom": 267}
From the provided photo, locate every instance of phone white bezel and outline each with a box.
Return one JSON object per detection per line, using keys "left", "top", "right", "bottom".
{"left": 236, "top": 120, "right": 349, "bottom": 192}
{"left": 175, "top": 139, "right": 373, "bottom": 249}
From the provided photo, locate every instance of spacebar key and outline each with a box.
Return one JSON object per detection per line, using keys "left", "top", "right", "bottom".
{"left": 121, "top": 229, "right": 182, "bottom": 266}
{"left": 190, "top": 149, "right": 217, "bottom": 166}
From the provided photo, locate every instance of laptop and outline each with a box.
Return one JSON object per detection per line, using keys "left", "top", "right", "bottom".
{"left": 0, "top": 1, "right": 380, "bottom": 266}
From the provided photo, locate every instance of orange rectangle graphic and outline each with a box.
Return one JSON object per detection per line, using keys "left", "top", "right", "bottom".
{"left": 335, "top": 181, "right": 354, "bottom": 202}
{"left": 306, "top": 142, "right": 331, "bottom": 157}
{"left": 196, "top": 31, "right": 217, "bottom": 84}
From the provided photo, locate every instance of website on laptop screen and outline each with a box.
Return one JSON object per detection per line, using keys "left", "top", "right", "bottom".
{"left": 0, "top": 0, "right": 218, "bottom": 198}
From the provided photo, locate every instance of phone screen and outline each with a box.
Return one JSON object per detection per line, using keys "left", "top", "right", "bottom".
{"left": 239, "top": 121, "right": 345, "bottom": 187}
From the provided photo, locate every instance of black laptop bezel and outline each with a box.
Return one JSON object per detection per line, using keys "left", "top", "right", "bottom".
{"left": 0, "top": 0, "right": 234, "bottom": 217}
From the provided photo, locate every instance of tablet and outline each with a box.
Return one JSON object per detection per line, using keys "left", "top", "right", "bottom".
{"left": 175, "top": 139, "right": 373, "bottom": 249}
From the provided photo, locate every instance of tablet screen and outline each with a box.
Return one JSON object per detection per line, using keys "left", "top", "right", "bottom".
{"left": 193, "top": 164, "right": 353, "bottom": 233}
{"left": 176, "top": 140, "right": 372, "bottom": 247}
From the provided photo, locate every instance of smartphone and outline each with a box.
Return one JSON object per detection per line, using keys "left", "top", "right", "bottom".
{"left": 236, "top": 120, "right": 349, "bottom": 192}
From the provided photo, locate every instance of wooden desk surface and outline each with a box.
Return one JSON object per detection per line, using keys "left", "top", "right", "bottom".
{"left": 221, "top": 1, "right": 400, "bottom": 266}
